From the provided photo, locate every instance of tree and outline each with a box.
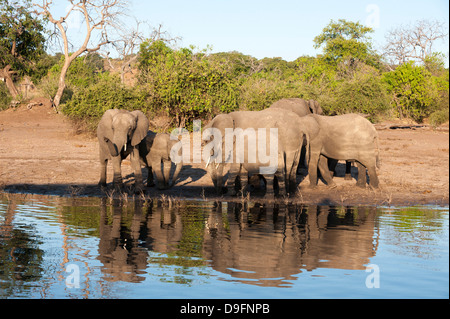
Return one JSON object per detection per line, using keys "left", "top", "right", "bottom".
{"left": 33, "top": 0, "right": 127, "bottom": 110}
{"left": 0, "top": 0, "right": 46, "bottom": 99}
{"left": 313, "top": 19, "right": 379, "bottom": 67}
{"left": 383, "top": 20, "right": 448, "bottom": 66}
{"left": 383, "top": 61, "right": 438, "bottom": 122}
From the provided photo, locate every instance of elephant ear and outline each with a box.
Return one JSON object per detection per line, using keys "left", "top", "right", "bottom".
{"left": 130, "top": 110, "right": 149, "bottom": 146}
{"left": 307, "top": 100, "right": 316, "bottom": 114}
{"left": 97, "top": 109, "right": 120, "bottom": 141}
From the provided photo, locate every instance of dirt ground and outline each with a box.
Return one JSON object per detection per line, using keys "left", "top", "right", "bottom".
{"left": 0, "top": 98, "right": 449, "bottom": 207}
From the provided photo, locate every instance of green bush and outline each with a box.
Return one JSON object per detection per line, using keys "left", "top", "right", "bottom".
{"left": 383, "top": 61, "right": 439, "bottom": 122}
{"left": 61, "top": 73, "right": 147, "bottom": 131}
{"left": 138, "top": 41, "right": 240, "bottom": 128}
{"left": 324, "top": 72, "right": 390, "bottom": 120}
{"left": 429, "top": 109, "right": 449, "bottom": 127}
{"left": 0, "top": 82, "right": 12, "bottom": 110}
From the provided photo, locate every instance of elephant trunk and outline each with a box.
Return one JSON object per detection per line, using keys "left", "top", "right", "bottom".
{"left": 170, "top": 162, "right": 183, "bottom": 187}
{"left": 207, "top": 161, "right": 225, "bottom": 194}
{"left": 109, "top": 134, "right": 128, "bottom": 157}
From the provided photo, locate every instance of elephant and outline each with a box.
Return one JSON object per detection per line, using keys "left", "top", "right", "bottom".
{"left": 97, "top": 109, "right": 149, "bottom": 191}
{"left": 305, "top": 113, "right": 380, "bottom": 189}
{"left": 269, "top": 98, "right": 323, "bottom": 116}
{"left": 139, "top": 131, "right": 183, "bottom": 190}
{"left": 202, "top": 108, "right": 311, "bottom": 197}
{"left": 269, "top": 98, "right": 323, "bottom": 171}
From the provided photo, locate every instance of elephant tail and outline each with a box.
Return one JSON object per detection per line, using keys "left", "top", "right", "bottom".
{"left": 170, "top": 161, "right": 183, "bottom": 187}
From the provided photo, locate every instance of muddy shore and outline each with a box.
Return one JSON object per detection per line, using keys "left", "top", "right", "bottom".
{"left": 1, "top": 101, "right": 448, "bottom": 207}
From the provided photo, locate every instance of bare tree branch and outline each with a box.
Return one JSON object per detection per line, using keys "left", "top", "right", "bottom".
{"left": 33, "top": 0, "right": 127, "bottom": 109}
{"left": 383, "top": 19, "right": 448, "bottom": 66}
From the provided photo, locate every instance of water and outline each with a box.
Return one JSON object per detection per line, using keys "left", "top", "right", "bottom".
{"left": 0, "top": 194, "right": 448, "bottom": 299}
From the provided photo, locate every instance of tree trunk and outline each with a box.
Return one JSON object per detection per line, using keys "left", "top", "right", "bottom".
{"left": 0, "top": 65, "right": 19, "bottom": 99}
{"left": 53, "top": 58, "right": 72, "bottom": 110}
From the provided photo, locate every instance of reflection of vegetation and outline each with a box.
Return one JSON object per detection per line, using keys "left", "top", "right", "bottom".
{"left": 0, "top": 202, "right": 44, "bottom": 296}
{"left": 383, "top": 207, "right": 446, "bottom": 233}
{"left": 61, "top": 205, "right": 101, "bottom": 237}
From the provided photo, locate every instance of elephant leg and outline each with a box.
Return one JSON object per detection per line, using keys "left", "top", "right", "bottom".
{"left": 273, "top": 162, "right": 286, "bottom": 196}
{"left": 308, "top": 152, "right": 320, "bottom": 188}
{"left": 318, "top": 156, "right": 336, "bottom": 188}
{"left": 99, "top": 159, "right": 108, "bottom": 186}
{"left": 163, "top": 160, "right": 172, "bottom": 189}
{"left": 146, "top": 166, "right": 155, "bottom": 187}
{"left": 345, "top": 161, "right": 353, "bottom": 180}
{"left": 366, "top": 162, "right": 379, "bottom": 189}
{"left": 131, "top": 148, "right": 144, "bottom": 192}
{"left": 152, "top": 159, "right": 165, "bottom": 190}
{"left": 356, "top": 162, "right": 367, "bottom": 188}
{"left": 227, "top": 164, "right": 240, "bottom": 196}
{"left": 111, "top": 156, "right": 123, "bottom": 189}
{"left": 286, "top": 151, "right": 299, "bottom": 193}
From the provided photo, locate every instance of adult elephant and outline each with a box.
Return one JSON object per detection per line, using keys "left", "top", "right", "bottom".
{"left": 269, "top": 98, "right": 323, "bottom": 116}
{"left": 269, "top": 98, "right": 323, "bottom": 171}
{"left": 270, "top": 98, "right": 353, "bottom": 180}
{"left": 97, "top": 109, "right": 149, "bottom": 191}
{"left": 139, "top": 131, "right": 183, "bottom": 190}
{"left": 202, "top": 108, "right": 315, "bottom": 197}
{"left": 306, "top": 114, "right": 380, "bottom": 189}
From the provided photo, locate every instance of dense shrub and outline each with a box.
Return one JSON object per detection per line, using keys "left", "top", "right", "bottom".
{"left": 383, "top": 61, "right": 439, "bottom": 122}
{"left": 324, "top": 68, "right": 390, "bottom": 121}
{"left": 61, "top": 73, "right": 147, "bottom": 131}
{"left": 0, "top": 82, "right": 12, "bottom": 110}
{"left": 138, "top": 40, "right": 240, "bottom": 127}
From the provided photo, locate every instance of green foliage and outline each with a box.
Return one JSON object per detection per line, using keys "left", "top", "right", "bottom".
{"left": 138, "top": 40, "right": 239, "bottom": 127}
{"left": 0, "top": 0, "right": 46, "bottom": 76}
{"left": 326, "top": 71, "right": 390, "bottom": 120}
{"left": 0, "top": 81, "right": 12, "bottom": 110}
{"left": 313, "top": 19, "right": 380, "bottom": 68}
{"left": 383, "top": 61, "right": 439, "bottom": 122}
{"left": 3, "top": 14, "right": 445, "bottom": 130}
{"left": 429, "top": 108, "right": 449, "bottom": 127}
{"left": 61, "top": 72, "right": 146, "bottom": 131}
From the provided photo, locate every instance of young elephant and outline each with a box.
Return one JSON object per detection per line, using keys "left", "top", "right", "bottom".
{"left": 97, "top": 109, "right": 149, "bottom": 191}
{"left": 306, "top": 114, "right": 380, "bottom": 189}
{"left": 139, "top": 131, "right": 183, "bottom": 190}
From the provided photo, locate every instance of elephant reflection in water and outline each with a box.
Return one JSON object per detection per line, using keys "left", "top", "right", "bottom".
{"left": 96, "top": 199, "right": 378, "bottom": 287}
{"left": 97, "top": 199, "right": 191, "bottom": 283}
{"left": 97, "top": 199, "right": 150, "bottom": 283}
{"left": 202, "top": 203, "right": 378, "bottom": 287}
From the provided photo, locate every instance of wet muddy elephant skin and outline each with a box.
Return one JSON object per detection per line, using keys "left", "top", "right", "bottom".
{"left": 97, "top": 109, "right": 149, "bottom": 191}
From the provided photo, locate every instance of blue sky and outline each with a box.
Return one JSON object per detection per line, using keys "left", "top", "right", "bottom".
{"left": 129, "top": 0, "right": 449, "bottom": 61}
{"left": 49, "top": 0, "right": 449, "bottom": 62}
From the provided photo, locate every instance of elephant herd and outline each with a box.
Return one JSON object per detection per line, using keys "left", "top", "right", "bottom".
{"left": 96, "top": 98, "right": 380, "bottom": 197}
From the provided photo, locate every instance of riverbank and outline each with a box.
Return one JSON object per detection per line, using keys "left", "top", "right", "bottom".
{"left": 1, "top": 100, "right": 448, "bottom": 206}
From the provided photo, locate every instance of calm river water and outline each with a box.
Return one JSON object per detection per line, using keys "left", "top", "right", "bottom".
{"left": 0, "top": 195, "right": 448, "bottom": 299}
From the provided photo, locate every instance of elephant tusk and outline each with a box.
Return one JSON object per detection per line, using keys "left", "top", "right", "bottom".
{"left": 205, "top": 157, "right": 211, "bottom": 168}
{"left": 124, "top": 143, "right": 127, "bottom": 152}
